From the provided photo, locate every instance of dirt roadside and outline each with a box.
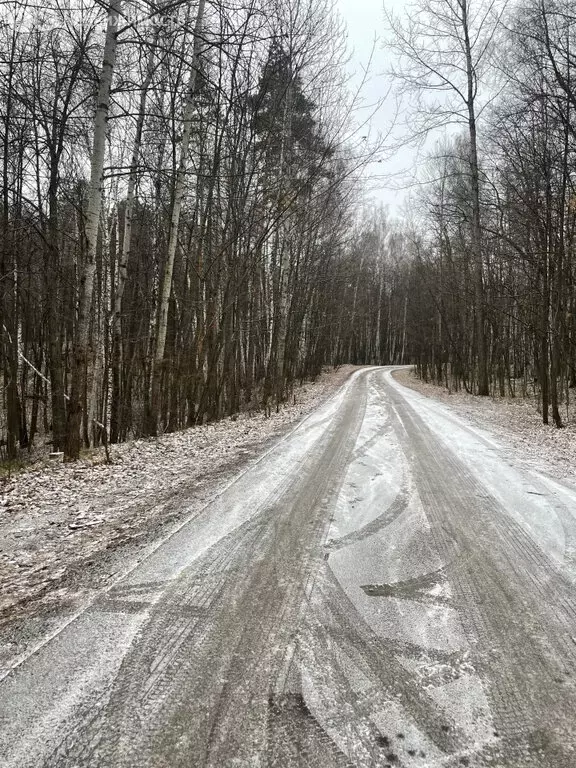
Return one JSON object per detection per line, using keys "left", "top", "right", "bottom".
{"left": 394, "top": 368, "right": 576, "bottom": 486}
{"left": 0, "top": 366, "right": 358, "bottom": 673}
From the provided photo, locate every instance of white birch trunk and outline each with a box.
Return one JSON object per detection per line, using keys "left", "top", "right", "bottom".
{"left": 110, "top": 34, "right": 158, "bottom": 441}
{"left": 114, "top": 32, "right": 158, "bottom": 338}
{"left": 66, "top": 0, "right": 121, "bottom": 459}
{"left": 401, "top": 294, "right": 408, "bottom": 364}
{"left": 375, "top": 260, "right": 384, "bottom": 363}
{"left": 347, "top": 253, "right": 364, "bottom": 360}
{"left": 268, "top": 83, "right": 293, "bottom": 405}
{"left": 150, "top": 0, "right": 206, "bottom": 428}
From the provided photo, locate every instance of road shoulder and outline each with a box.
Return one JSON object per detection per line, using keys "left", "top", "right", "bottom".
{"left": 0, "top": 365, "right": 359, "bottom": 675}
{"left": 393, "top": 368, "right": 576, "bottom": 487}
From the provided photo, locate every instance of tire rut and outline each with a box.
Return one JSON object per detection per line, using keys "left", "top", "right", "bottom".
{"left": 383, "top": 378, "right": 576, "bottom": 766}
{"left": 325, "top": 483, "right": 410, "bottom": 553}
{"left": 317, "top": 568, "right": 467, "bottom": 757}
{"left": 44, "top": 373, "right": 369, "bottom": 768}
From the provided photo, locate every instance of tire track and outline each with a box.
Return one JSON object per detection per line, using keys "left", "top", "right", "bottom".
{"left": 325, "top": 483, "right": 410, "bottom": 553}
{"left": 317, "top": 567, "right": 467, "bottom": 758}
{"left": 382, "top": 376, "right": 576, "bottom": 766}
{"left": 44, "top": 372, "right": 369, "bottom": 768}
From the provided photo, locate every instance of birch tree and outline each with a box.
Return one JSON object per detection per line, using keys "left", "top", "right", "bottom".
{"left": 147, "top": 0, "right": 206, "bottom": 436}
{"left": 110, "top": 29, "right": 160, "bottom": 444}
{"left": 66, "top": 0, "right": 122, "bottom": 459}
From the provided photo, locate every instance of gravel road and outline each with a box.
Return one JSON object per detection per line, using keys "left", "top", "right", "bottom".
{"left": 2, "top": 367, "right": 576, "bottom": 767}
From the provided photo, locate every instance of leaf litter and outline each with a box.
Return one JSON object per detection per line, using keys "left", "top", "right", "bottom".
{"left": 0, "top": 366, "right": 357, "bottom": 673}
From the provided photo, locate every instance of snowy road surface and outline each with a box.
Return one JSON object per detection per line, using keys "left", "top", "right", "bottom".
{"left": 2, "top": 367, "right": 576, "bottom": 767}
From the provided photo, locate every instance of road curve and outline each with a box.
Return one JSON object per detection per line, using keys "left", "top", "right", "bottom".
{"left": 2, "top": 367, "right": 576, "bottom": 767}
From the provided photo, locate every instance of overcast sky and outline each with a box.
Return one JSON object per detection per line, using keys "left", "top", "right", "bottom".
{"left": 336, "top": 0, "right": 414, "bottom": 217}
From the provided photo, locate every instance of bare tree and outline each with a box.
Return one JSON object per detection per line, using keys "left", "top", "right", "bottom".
{"left": 0, "top": 0, "right": 393, "bottom": 461}
{"left": 387, "top": 0, "right": 505, "bottom": 394}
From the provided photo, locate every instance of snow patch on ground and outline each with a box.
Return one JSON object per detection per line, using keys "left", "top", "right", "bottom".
{"left": 0, "top": 366, "right": 358, "bottom": 668}
{"left": 390, "top": 368, "right": 576, "bottom": 576}
{"left": 394, "top": 368, "right": 576, "bottom": 486}
{"left": 328, "top": 376, "right": 404, "bottom": 541}
{"left": 330, "top": 499, "right": 466, "bottom": 653}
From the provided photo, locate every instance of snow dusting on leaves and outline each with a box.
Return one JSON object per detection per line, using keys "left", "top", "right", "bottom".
{"left": 395, "top": 369, "right": 576, "bottom": 484}
{"left": 0, "top": 366, "right": 357, "bottom": 671}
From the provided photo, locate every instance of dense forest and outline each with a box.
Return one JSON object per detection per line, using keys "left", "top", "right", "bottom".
{"left": 0, "top": 0, "right": 412, "bottom": 460}
{"left": 390, "top": 0, "right": 576, "bottom": 428}
{"left": 2, "top": 0, "right": 575, "bottom": 463}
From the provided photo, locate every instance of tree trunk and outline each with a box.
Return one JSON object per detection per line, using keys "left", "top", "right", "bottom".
{"left": 110, "top": 34, "right": 158, "bottom": 443}
{"left": 461, "top": 0, "right": 488, "bottom": 396}
{"left": 148, "top": 0, "right": 206, "bottom": 435}
{"left": 66, "top": 0, "right": 121, "bottom": 459}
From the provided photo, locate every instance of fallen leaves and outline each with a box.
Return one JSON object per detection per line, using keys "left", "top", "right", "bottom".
{"left": 0, "top": 366, "right": 357, "bottom": 670}
{"left": 395, "top": 369, "right": 576, "bottom": 484}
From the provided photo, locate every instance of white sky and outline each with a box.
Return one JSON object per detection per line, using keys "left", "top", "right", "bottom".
{"left": 336, "top": 0, "right": 416, "bottom": 218}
